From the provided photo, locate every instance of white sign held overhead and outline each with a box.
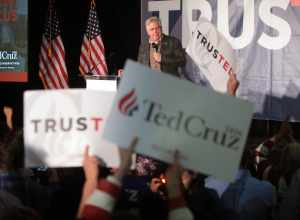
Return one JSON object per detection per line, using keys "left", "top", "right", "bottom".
{"left": 24, "top": 89, "right": 119, "bottom": 168}
{"left": 185, "top": 18, "right": 238, "bottom": 93}
{"left": 103, "top": 60, "right": 253, "bottom": 181}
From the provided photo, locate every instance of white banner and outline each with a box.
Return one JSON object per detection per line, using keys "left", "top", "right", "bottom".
{"left": 185, "top": 18, "right": 238, "bottom": 93}
{"left": 103, "top": 60, "right": 253, "bottom": 181}
{"left": 24, "top": 89, "right": 119, "bottom": 168}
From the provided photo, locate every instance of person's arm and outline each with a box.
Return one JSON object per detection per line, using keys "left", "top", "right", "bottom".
{"left": 78, "top": 138, "right": 138, "bottom": 220}
{"left": 166, "top": 151, "right": 194, "bottom": 220}
{"left": 169, "top": 196, "right": 193, "bottom": 220}
{"left": 77, "top": 146, "right": 100, "bottom": 217}
{"left": 80, "top": 176, "right": 122, "bottom": 220}
{"left": 227, "top": 72, "right": 239, "bottom": 96}
{"left": 161, "top": 37, "right": 186, "bottom": 67}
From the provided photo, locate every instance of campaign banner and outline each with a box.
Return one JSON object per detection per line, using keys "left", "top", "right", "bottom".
{"left": 103, "top": 60, "right": 253, "bottom": 181}
{"left": 185, "top": 18, "right": 238, "bottom": 92}
{"left": 24, "top": 89, "right": 119, "bottom": 168}
{"left": 141, "top": 0, "right": 300, "bottom": 121}
{"left": 0, "top": 0, "right": 28, "bottom": 82}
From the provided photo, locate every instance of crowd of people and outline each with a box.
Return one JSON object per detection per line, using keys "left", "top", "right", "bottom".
{"left": 0, "top": 113, "right": 300, "bottom": 220}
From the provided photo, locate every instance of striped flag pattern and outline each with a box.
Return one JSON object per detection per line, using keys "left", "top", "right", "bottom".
{"left": 79, "top": 1, "right": 108, "bottom": 75}
{"left": 38, "top": 0, "right": 69, "bottom": 89}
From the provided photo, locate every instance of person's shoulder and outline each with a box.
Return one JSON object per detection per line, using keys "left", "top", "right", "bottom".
{"left": 247, "top": 175, "right": 275, "bottom": 193}
{"left": 162, "top": 34, "right": 180, "bottom": 42}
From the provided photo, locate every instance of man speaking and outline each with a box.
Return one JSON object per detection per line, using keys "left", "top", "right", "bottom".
{"left": 137, "top": 16, "right": 186, "bottom": 77}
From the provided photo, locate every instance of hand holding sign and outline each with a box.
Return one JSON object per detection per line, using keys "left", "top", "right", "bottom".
{"left": 227, "top": 73, "right": 239, "bottom": 96}
{"left": 78, "top": 137, "right": 138, "bottom": 217}
{"left": 78, "top": 145, "right": 101, "bottom": 216}
{"left": 153, "top": 52, "right": 162, "bottom": 63}
{"left": 166, "top": 150, "right": 184, "bottom": 199}
{"left": 115, "top": 137, "right": 138, "bottom": 181}
{"left": 83, "top": 145, "right": 100, "bottom": 184}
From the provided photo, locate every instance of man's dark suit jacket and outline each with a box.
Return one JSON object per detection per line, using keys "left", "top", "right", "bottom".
{"left": 137, "top": 34, "right": 186, "bottom": 77}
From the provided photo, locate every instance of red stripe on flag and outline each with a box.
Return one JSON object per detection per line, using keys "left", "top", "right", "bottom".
{"left": 41, "top": 42, "right": 65, "bottom": 88}
{"left": 55, "top": 37, "right": 69, "bottom": 81}
{"left": 39, "top": 50, "right": 59, "bottom": 89}
{"left": 82, "top": 38, "right": 94, "bottom": 70}
{"left": 86, "top": 43, "right": 101, "bottom": 74}
{"left": 79, "top": 4, "right": 108, "bottom": 76}
{"left": 38, "top": 2, "right": 69, "bottom": 89}
{"left": 94, "top": 37, "right": 108, "bottom": 73}
{"left": 90, "top": 40, "right": 107, "bottom": 75}
{"left": 50, "top": 40, "right": 68, "bottom": 84}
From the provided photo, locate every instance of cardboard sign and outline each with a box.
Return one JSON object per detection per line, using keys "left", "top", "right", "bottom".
{"left": 24, "top": 89, "right": 119, "bottom": 168}
{"left": 185, "top": 18, "right": 238, "bottom": 93}
{"left": 103, "top": 60, "right": 253, "bottom": 181}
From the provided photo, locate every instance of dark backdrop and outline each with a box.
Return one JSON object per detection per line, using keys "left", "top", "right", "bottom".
{"left": 0, "top": 0, "right": 141, "bottom": 127}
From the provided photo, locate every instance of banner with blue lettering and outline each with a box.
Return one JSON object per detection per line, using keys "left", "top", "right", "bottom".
{"left": 141, "top": 0, "right": 300, "bottom": 121}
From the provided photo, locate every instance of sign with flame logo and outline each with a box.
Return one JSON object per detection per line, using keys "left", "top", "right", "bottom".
{"left": 118, "top": 89, "right": 139, "bottom": 116}
{"left": 103, "top": 60, "right": 253, "bottom": 181}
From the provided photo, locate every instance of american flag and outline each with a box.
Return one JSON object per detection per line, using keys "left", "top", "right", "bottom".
{"left": 38, "top": 0, "right": 69, "bottom": 89}
{"left": 79, "top": 1, "right": 108, "bottom": 75}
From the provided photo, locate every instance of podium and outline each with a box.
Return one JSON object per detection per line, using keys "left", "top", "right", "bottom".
{"left": 84, "top": 75, "right": 120, "bottom": 91}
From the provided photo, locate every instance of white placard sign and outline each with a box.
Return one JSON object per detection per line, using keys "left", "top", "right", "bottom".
{"left": 185, "top": 18, "right": 238, "bottom": 93}
{"left": 103, "top": 60, "right": 253, "bottom": 181}
{"left": 24, "top": 89, "right": 119, "bottom": 168}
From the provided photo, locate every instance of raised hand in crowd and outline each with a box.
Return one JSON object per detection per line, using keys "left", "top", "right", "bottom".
{"left": 115, "top": 137, "right": 138, "bottom": 181}
{"left": 165, "top": 151, "right": 183, "bottom": 199}
{"left": 165, "top": 151, "right": 194, "bottom": 220}
{"left": 77, "top": 145, "right": 101, "bottom": 216}
{"left": 77, "top": 137, "right": 138, "bottom": 219}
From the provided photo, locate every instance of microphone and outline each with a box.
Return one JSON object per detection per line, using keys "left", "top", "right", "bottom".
{"left": 151, "top": 43, "right": 159, "bottom": 52}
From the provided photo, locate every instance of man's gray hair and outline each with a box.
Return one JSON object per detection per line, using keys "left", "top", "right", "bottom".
{"left": 145, "top": 16, "right": 162, "bottom": 28}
